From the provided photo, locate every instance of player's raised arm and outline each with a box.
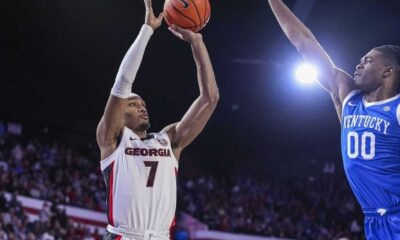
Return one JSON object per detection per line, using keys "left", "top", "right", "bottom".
{"left": 268, "top": 0, "right": 355, "bottom": 104}
{"left": 164, "top": 25, "right": 219, "bottom": 160}
{"left": 96, "top": 0, "right": 163, "bottom": 160}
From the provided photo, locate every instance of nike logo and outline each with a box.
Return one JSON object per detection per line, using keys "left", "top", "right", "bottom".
{"left": 179, "top": 0, "right": 189, "bottom": 8}
{"left": 377, "top": 208, "right": 387, "bottom": 216}
{"left": 129, "top": 137, "right": 139, "bottom": 141}
{"left": 348, "top": 102, "right": 356, "bottom": 107}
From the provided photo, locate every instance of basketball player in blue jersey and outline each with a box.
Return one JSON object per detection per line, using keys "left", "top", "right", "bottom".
{"left": 96, "top": 0, "right": 219, "bottom": 239}
{"left": 268, "top": 0, "right": 400, "bottom": 239}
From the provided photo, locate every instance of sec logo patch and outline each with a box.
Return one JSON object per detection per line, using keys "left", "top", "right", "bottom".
{"left": 157, "top": 137, "right": 168, "bottom": 146}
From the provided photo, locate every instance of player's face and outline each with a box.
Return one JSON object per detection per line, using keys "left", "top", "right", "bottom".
{"left": 123, "top": 97, "right": 150, "bottom": 131}
{"left": 354, "top": 50, "right": 388, "bottom": 92}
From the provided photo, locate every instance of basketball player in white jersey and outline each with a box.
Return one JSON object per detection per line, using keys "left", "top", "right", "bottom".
{"left": 96, "top": 0, "right": 219, "bottom": 239}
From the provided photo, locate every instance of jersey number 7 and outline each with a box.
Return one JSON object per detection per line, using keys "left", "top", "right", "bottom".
{"left": 144, "top": 161, "right": 159, "bottom": 187}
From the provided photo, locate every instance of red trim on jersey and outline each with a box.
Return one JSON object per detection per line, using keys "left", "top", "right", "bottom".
{"left": 108, "top": 161, "right": 115, "bottom": 226}
{"left": 170, "top": 216, "right": 176, "bottom": 228}
{"left": 169, "top": 215, "right": 176, "bottom": 240}
{"left": 115, "top": 235, "right": 122, "bottom": 240}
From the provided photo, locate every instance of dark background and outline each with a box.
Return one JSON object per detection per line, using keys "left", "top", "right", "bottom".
{"left": 1, "top": 0, "right": 400, "bottom": 177}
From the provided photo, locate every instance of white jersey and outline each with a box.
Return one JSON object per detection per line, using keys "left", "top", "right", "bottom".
{"left": 100, "top": 127, "right": 178, "bottom": 239}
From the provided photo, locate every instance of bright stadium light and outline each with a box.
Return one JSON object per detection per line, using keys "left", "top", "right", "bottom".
{"left": 295, "top": 63, "right": 318, "bottom": 85}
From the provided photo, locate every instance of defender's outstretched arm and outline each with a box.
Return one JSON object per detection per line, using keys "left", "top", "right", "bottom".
{"left": 268, "top": 0, "right": 354, "bottom": 113}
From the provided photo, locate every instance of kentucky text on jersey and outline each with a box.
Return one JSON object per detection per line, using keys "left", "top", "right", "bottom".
{"left": 125, "top": 147, "right": 171, "bottom": 157}
{"left": 343, "top": 115, "right": 390, "bottom": 134}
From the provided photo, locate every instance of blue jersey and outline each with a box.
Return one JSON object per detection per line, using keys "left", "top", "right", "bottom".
{"left": 341, "top": 90, "right": 400, "bottom": 209}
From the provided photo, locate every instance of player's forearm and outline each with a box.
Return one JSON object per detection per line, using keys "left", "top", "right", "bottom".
{"left": 268, "top": 0, "right": 315, "bottom": 48}
{"left": 191, "top": 39, "right": 219, "bottom": 102}
{"left": 112, "top": 24, "right": 153, "bottom": 98}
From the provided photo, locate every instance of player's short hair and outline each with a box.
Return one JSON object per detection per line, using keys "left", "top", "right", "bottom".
{"left": 374, "top": 45, "right": 400, "bottom": 91}
{"left": 128, "top": 93, "right": 142, "bottom": 99}
{"left": 373, "top": 45, "right": 400, "bottom": 67}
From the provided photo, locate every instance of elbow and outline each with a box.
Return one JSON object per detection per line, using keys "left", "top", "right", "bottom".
{"left": 211, "top": 89, "right": 220, "bottom": 104}
{"left": 116, "top": 73, "right": 131, "bottom": 84}
{"left": 286, "top": 25, "right": 314, "bottom": 40}
{"left": 286, "top": 29, "right": 315, "bottom": 52}
{"left": 209, "top": 95, "right": 220, "bottom": 111}
{"left": 208, "top": 89, "right": 220, "bottom": 106}
{"left": 200, "top": 89, "right": 220, "bottom": 108}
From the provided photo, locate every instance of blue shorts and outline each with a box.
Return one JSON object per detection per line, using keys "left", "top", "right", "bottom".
{"left": 363, "top": 206, "right": 400, "bottom": 240}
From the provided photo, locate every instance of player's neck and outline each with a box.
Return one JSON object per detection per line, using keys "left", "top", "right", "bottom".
{"left": 126, "top": 126, "right": 147, "bottom": 138}
{"left": 364, "top": 85, "right": 398, "bottom": 103}
{"left": 133, "top": 130, "right": 147, "bottom": 139}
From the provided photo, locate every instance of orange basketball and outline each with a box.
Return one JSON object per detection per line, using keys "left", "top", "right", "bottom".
{"left": 164, "top": 0, "right": 211, "bottom": 32}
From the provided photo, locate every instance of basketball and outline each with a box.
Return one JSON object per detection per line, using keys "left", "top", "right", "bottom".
{"left": 163, "top": 0, "right": 211, "bottom": 32}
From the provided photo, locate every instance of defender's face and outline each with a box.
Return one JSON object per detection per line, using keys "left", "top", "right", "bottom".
{"left": 354, "top": 50, "right": 388, "bottom": 92}
{"left": 123, "top": 97, "right": 150, "bottom": 131}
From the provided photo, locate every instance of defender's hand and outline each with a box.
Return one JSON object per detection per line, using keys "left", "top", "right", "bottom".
{"left": 144, "top": 0, "right": 164, "bottom": 30}
{"left": 168, "top": 25, "right": 202, "bottom": 44}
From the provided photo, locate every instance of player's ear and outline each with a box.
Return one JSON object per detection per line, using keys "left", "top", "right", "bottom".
{"left": 383, "top": 66, "right": 395, "bottom": 78}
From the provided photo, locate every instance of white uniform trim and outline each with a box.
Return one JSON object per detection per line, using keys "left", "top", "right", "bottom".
{"left": 107, "top": 225, "right": 169, "bottom": 240}
{"left": 341, "top": 90, "right": 361, "bottom": 114}
{"left": 396, "top": 104, "right": 400, "bottom": 126}
{"left": 362, "top": 93, "right": 400, "bottom": 107}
